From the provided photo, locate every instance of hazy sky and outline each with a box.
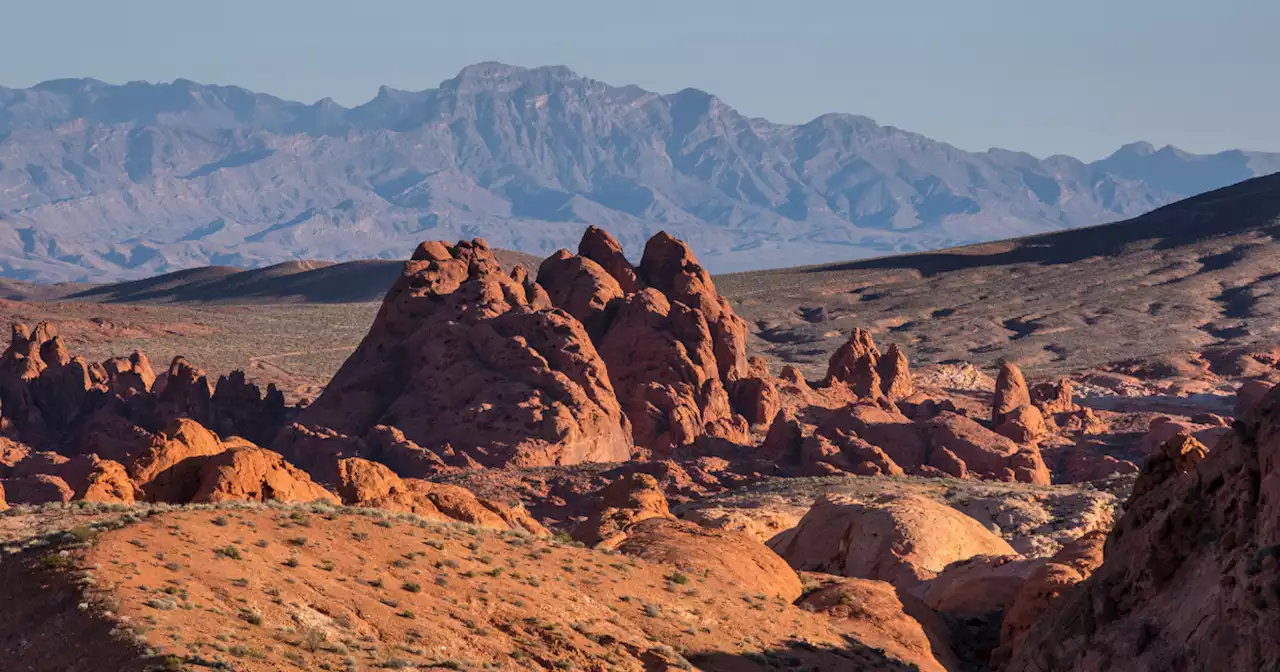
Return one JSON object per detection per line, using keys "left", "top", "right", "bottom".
{"left": 4, "top": 0, "right": 1277, "bottom": 160}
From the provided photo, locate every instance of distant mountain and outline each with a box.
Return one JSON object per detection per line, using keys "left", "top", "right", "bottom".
{"left": 1, "top": 62, "right": 1278, "bottom": 282}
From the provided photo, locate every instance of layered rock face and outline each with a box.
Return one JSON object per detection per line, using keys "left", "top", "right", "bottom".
{"left": 1008, "top": 383, "right": 1280, "bottom": 671}
{"left": 299, "top": 238, "right": 634, "bottom": 468}
{"left": 537, "top": 228, "right": 753, "bottom": 454}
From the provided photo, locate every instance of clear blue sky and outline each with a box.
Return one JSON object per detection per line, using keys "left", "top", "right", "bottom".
{"left": 5, "top": 0, "right": 1277, "bottom": 160}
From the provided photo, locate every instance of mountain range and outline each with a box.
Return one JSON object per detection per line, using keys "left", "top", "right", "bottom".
{"left": 1, "top": 61, "right": 1278, "bottom": 282}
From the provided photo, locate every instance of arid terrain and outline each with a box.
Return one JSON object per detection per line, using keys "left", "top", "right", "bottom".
{"left": 0, "top": 176, "right": 1275, "bottom": 670}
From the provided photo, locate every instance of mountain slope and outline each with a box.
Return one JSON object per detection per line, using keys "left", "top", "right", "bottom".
{"left": 719, "top": 172, "right": 1280, "bottom": 375}
{"left": 1, "top": 62, "right": 1278, "bottom": 282}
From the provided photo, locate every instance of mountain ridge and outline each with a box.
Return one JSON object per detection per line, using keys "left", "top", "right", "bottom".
{"left": 2, "top": 62, "right": 1278, "bottom": 282}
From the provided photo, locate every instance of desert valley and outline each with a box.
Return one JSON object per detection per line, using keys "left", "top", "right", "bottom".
{"left": 0, "top": 170, "right": 1275, "bottom": 670}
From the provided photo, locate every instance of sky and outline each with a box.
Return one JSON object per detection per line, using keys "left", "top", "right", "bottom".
{"left": 3, "top": 0, "right": 1278, "bottom": 160}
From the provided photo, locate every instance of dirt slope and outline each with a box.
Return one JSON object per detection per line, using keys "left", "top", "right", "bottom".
{"left": 0, "top": 503, "right": 939, "bottom": 671}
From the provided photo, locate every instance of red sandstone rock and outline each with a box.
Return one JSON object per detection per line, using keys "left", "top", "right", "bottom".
{"left": 191, "top": 444, "right": 339, "bottom": 504}
{"left": 995, "top": 404, "right": 1047, "bottom": 444}
{"left": 299, "top": 239, "right": 634, "bottom": 468}
{"left": 1030, "top": 379, "right": 1076, "bottom": 415}
{"left": 992, "top": 361, "right": 1031, "bottom": 424}
{"left": 535, "top": 250, "right": 626, "bottom": 339}
{"left": 637, "top": 231, "right": 748, "bottom": 381}
{"left": 877, "top": 343, "right": 916, "bottom": 400}
{"left": 993, "top": 531, "right": 1106, "bottom": 667}
{"left": 728, "top": 375, "right": 781, "bottom": 426}
{"left": 927, "top": 412, "right": 1051, "bottom": 485}
{"left": 572, "top": 472, "right": 673, "bottom": 548}
{"left": 817, "top": 402, "right": 928, "bottom": 470}
{"left": 769, "top": 494, "right": 1015, "bottom": 588}
{"left": 1008, "top": 387, "right": 1280, "bottom": 670}
{"left": 578, "top": 225, "right": 639, "bottom": 293}
{"left": 797, "top": 574, "right": 961, "bottom": 672}
{"left": 825, "top": 329, "right": 881, "bottom": 385}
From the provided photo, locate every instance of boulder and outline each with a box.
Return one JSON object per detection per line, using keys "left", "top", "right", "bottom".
{"left": 190, "top": 445, "right": 340, "bottom": 505}
{"left": 769, "top": 494, "right": 1016, "bottom": 588}
{"left": 572, "top": 472, "right": 673, "bottom": 548}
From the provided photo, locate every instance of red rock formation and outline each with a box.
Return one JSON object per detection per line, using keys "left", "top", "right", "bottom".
{"left": 770, "top": 494, "right": 1015, "bottom": 588}
{"left": 616, "top": 517, "right": 803, "bottom": 600}
{"left": 190, "top": 444, "right": 340, "bottom": 504}
{"left": 102, "top": 352, "right": 156, "bottom": 396}
{"left": 878, "top": 343, "right": 916, "bottom": 400}
{"left": 578, "top": 225, "right": 639, "bottom": 293}
{"left": 334, "top": 457, "right": 546, "bottom": 534}
{"left": 992, "top": 360, "right": 1032, "bottom": 424}
{"left": 299, "top": 238, "right": 634, "bottom": 468}
{"left": 2, "top": 473, "right": 74, "bottom": 505}
{"left": 130, "top": 418, "right": 232, "bottom": 502}
{"left": 802, "top": 431, "right": 905, "bottom": 477}
{"left": 209, "top": 371, "right": 286, "bottom": 446}
{"left": 571, "top": 472, "right": 673, "bottom": 547}
{"left": 927, "top": 413, "right": 1051, "bottom": 485}
{"left": 914, "top": 554, "right": 1038, "bottom": 618}
{"left": 596, "top": 288, "right": 747, "bottom": 453}
{"left": 817, "top": 403, "right": 928, "bottom": 470}
{"left": 797, "top": 574, "right": 961, "bottom": 672}
{"left": 995, "top": 404, "right": 1047, "bottom": 444}
{"left": 535, "top": 250, "right": 625, "bottom": 339}
{"left": 728, "top": 375, "right": 781, "bottom": 426}
{"left": 993, "top": 531, "right": 1106, "bottom": 667}
{"left": 1030, "top": 378, "right": 1076, "bottom": 415}
{"left": 1007, "top": 382, "right": 1280, "bottom": 671}
{"left": 156, "top": 356, "right": 213, "bottom": 426}
{"left": 825, "top": 328, "right": 881, "bottom": 386}
{"left": 637, "top": 231, "right": 748, "bottom": 381}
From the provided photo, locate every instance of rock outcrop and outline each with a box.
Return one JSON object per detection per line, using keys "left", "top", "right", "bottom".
{"left": 299, "top": 238, "right": 634, "bottom": 468}
{"left": 537, "top": 228, "right": 753, "bottom": 454}
{"left": 335, "top": 457, "right": 546, "bottom": 534}
{"left": 575, "top": 470, "right": 802, "bottom": 600}
{"left": 993, "top": 531, "right": 1106, "bottom": 667}
{"left": 1007, "top": 382, "right": 1280, "bottom": 671}
{"left": 770, "top": 494, "right": 1016, "bottom": 588}
{"left": 927, "top": 413, "right": 1051, "bottom": 485}
{"left": 798, "top": 574, "right": 961, "bottom": 672}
